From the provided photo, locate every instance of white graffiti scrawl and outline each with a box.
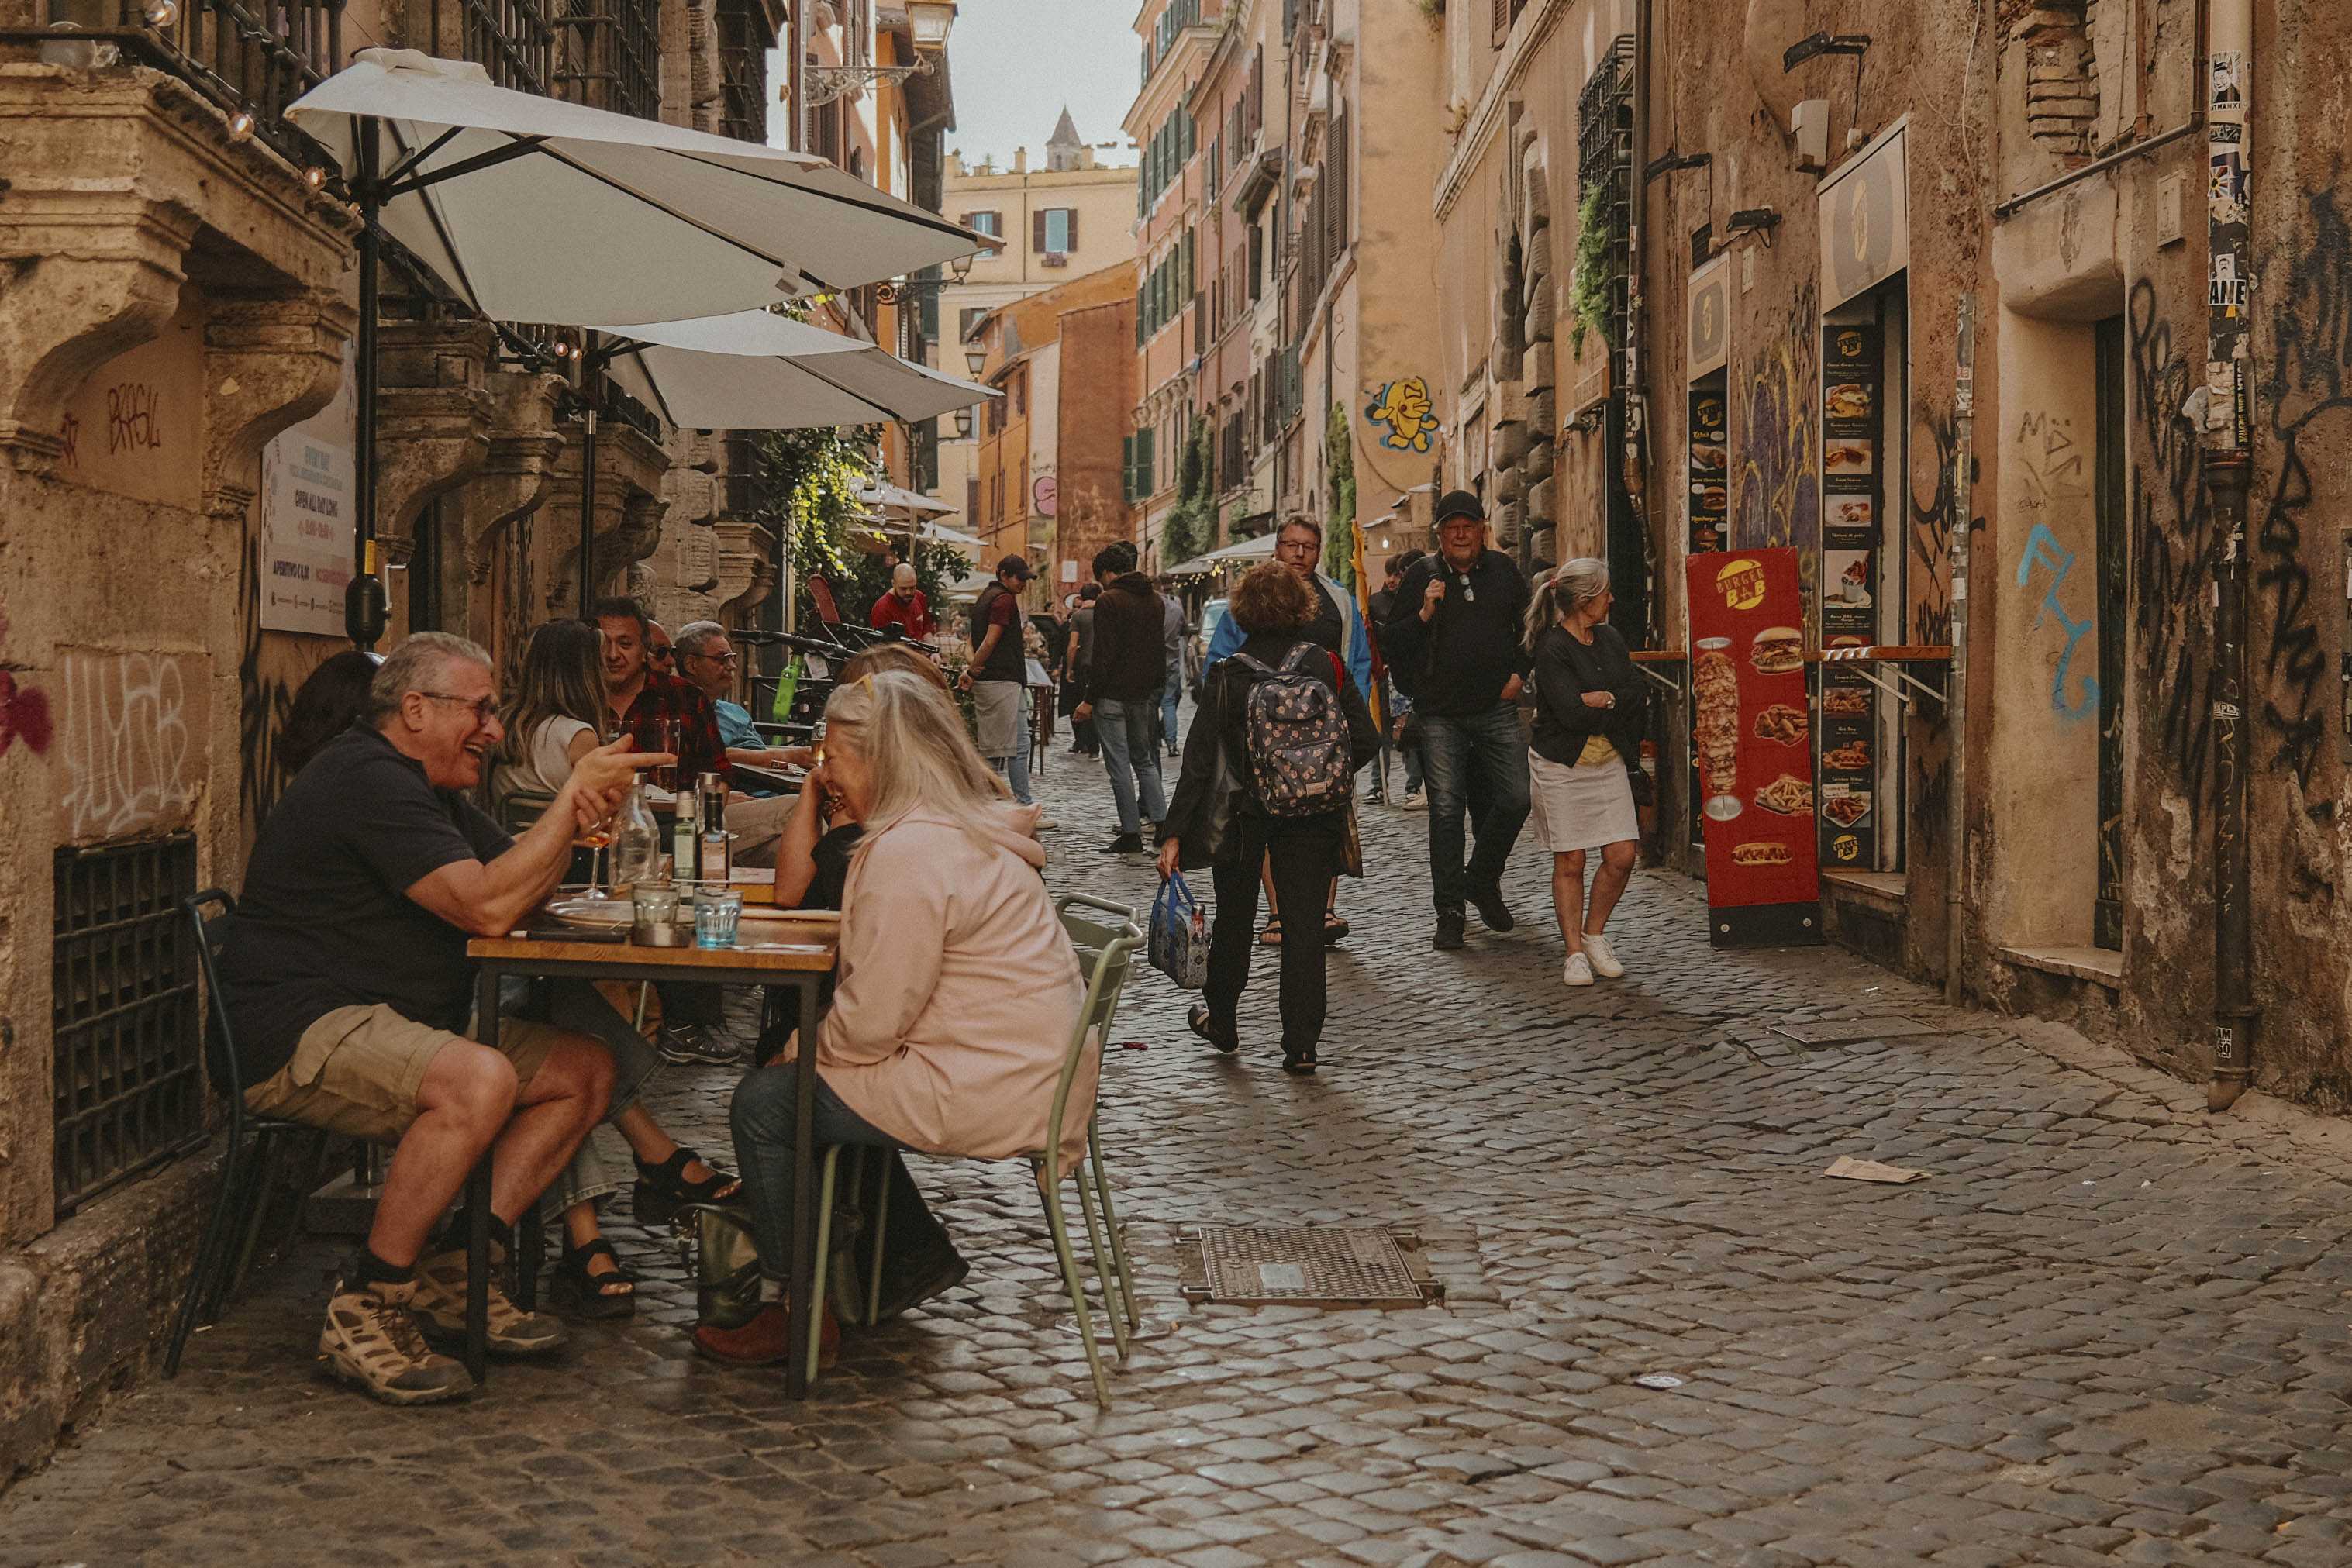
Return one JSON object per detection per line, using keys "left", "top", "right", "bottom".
{"left": 55, "top": 650, "right": 207, "bottom": 841}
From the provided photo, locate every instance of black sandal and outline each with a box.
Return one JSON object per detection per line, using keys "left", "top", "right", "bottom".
{"left": 548, "top": 1236, "right": 637, "bottom": 1320}
{"left": 1258, "top": 917, "right": 1284, "bottom": 946}
{"left": 1188, "top": 1003, "right": 1240, "bottom": 1055}
{"left": 632, "top": 1146, "right": 742, "bottom": 1229}
{"left": 1281, "top": 1046, "right": 1319, "bottom": 1076}
{"left": 1323, "top": 910, "right": 1350, "bottom": 943}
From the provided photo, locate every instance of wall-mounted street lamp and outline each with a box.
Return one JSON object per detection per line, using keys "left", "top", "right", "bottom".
{"left": 1723, "top": 208, "right": 1782, "bottom": 245}
{"left": 874, "top": 249, "right": 977, "bottom": 305}
{"left": 966, "top": 348, "right": 988, "bottom": 377}
{"left": 1781, "top": 32, "right": 1870, "bottom": 71}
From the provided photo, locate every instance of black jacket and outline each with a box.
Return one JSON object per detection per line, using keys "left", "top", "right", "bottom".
{"left": 1528, "top": 623, "right": 1648, "bottom": 767}
{"left": 1086, "top": 572, "right": 1167, "bottom": 702}
{"left": 1378, "top": 550, "right": 1532, "bottom": 716}
{"left": 1162, "top": 630, "right": 1379, "bottom": 868}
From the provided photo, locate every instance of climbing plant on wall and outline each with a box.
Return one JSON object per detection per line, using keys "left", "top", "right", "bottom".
{"left": 1323, "top": 401, "right": 1357, "bottom": 591}
{"left": 1160, "top": 415, "right": 1214, "bottom": 567}
{"left": 1568, "top": 182, "right": 1612, "bottom": 358}
{"left": 750, "top": 422, "right": 878, "bottom": 629}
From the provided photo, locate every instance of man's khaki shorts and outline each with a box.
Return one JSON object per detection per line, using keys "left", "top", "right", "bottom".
{"left": 243, "top": 1003, "right": 564, "bottom": 1144}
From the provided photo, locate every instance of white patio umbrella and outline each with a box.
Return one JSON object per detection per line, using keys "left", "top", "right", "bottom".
{"left": 600, "top": 312, "right": 993, "bottom": 430}
{"left": 854, "top": 481, "right": 960, "bottom": 517}
{"left": 280, "top": 49, "right": 986, "bottom": 639}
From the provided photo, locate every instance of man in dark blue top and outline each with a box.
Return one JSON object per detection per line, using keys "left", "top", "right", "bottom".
{"left": 219, "top": 632, "right": 660, "bottom": 1404}
{"left": 1378, "top": 491, "right": 1534, "bottom": 950}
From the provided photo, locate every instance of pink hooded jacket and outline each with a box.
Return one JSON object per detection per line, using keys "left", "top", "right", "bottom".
{"left": 814, "top": 804, "right": 1091, "bottom": 1164}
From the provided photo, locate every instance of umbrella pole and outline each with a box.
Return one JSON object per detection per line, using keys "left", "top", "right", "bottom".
{"left": 346, "top": 116, "right": 388, "bottom": 650}
{"left": 578, "top": 400, "right": 598, "bottom": 618}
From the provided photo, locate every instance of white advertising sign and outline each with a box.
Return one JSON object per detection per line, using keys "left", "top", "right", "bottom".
{"left": 258, "top": 342, "right": 357, "bottom": 636}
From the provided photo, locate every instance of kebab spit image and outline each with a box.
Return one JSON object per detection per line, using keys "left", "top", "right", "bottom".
{"left": 1693, "top": 642, "right": 1743, "bottom": 820}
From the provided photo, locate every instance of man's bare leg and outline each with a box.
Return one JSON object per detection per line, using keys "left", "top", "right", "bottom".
{"left": 368, "top": 1042, "right": 519, "bottom": 1268}
{"left": 487, "top": 1036, "right": 613, "bottom": 1225}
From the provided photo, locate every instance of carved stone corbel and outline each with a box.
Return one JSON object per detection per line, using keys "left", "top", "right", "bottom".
{"left": 374, "top": 318, "right": 497, "bottom": 563}
{"left": 543, "top": 419, "right": 674, "bottom": 612}
{"left": 198, "top": 289, "right": 357, "bottom": 519}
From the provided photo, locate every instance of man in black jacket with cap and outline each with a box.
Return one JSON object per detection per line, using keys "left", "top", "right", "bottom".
{"left": 1379, "top": 491, "right": 1533, "bottom": 949}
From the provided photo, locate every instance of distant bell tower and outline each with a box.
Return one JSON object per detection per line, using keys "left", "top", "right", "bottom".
{"left": 1046, "top": 107, "right": 1084, "bottom": 172}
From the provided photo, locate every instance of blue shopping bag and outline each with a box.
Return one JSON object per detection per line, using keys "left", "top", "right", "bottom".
{"left": 1149, "top": 872, "right": 1210, "bottom": 991}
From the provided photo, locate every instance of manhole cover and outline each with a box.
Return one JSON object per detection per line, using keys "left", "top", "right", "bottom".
{"left": 1769, "top": 1015, "right": 1940, "bottom": 1046}
{"left": 1174, "top": 1225, "right": 1443, "bottom": 1308}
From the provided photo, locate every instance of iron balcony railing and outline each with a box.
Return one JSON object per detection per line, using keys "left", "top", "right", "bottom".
{"left": 555, "top": 0, "right": 659, "bottom": 122}
{"left": 48, "top": 0, "right": 342, "bottom": 167}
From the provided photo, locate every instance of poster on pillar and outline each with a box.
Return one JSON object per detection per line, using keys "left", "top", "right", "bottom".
{"left": 1686, "top": 548, "right": 1823, "bottom": 946}
{"left": 1819, "top": 323, "right": 1883, "bottom": 870}
{"left": 257, "top": 341, "right": 357, "bottom": 636}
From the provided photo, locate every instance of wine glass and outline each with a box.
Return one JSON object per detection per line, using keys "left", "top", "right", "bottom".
{"left": 577, "top": 715, "right": 623, "bottom": 900}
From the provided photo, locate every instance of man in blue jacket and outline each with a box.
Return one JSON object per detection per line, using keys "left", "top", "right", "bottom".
{"left": 1201, "top": 515, "right": 1376, "bottom": 945}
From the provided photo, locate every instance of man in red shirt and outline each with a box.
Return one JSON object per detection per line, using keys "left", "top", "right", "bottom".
{"left": 868, "top": 563, "right": 935, "bottom": 642}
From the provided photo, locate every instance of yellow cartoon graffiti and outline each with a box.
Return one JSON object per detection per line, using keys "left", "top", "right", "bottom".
{"left": 1364, "top": 377, "right": 1437, "bottom": 453}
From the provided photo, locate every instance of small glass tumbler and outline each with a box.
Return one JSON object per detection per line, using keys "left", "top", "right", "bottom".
{"left": 694, "top": 886, "right": 743, "bottom": 949}
{"left": 630, "top": 882, "right": 684, "bottom": 946}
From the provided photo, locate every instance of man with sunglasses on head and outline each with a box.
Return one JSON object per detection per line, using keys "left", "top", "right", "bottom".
{"left": 216, "top": 632, "right": 663, "bottom": 1404}
{"left": 646, "top": 620, "right": 677, "bottom": 679}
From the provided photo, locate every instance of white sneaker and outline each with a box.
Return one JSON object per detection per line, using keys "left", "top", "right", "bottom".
{"left": 1399, "top": 790, "right": 1426, "bottom": 812}
{"left": 1562, "top": 953, "right": 1595, "bottom": 987}
{"left": 1583, "top": 933, "right": 1625, "bottom": 979}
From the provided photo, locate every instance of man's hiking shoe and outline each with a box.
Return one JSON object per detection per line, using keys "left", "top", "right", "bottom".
{"left": 412, "top": 1246, "right": 568, "bottom": 1357}
{"left": 317, "top": 1278, "right": 474, "bottom": 1405}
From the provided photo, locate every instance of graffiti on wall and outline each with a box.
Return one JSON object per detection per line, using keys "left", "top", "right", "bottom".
{"left": 1364, "top": 377, "right": 1438, "bottom": 453}
{"left": 2126, "top": 278, "right": 2218, "bottom": 827}
{"left": 2018, "top": 522, "right": 2100, "bottom": 720}
{"left": 1735, "top": 284, "right": 1819, "bottom": 557}
{"left": 54, "top": 650, "right": 205, "bottom": 841}
{"left": 239, "top": 520, "right": 301, "bottom": 839}
{"left": 0, "top": 670, "right": 54, "bottom": 757}
{"left": 2255, "top": 184, "right": 2352, "bottom": 809}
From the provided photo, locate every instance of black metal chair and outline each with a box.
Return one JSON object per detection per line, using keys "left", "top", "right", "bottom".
{"left": 166, "top": 889, "right": 343, "bottom": 1375}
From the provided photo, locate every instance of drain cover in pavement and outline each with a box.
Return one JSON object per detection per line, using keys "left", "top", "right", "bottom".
{"left": 1174, "top": 1225, "right": 1443, "bottom": 1308}
{"left": 1768, "top": 1015, "right": 1941, "bottom": 1046}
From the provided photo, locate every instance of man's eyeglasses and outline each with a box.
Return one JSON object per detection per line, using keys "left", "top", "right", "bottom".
{"left": 418, "top": 692, "right": 501, "bottom": 725}
{"left": 688, "top": 649, "right": 739, "bottom": 665}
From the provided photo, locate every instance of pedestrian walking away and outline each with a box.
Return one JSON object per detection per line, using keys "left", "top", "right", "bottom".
{"left": 1073, "top": 543, "right": 1168, "bottom": 855}
{"left": 1155, "top": 574, "right": 1186, "bottom": 757}
{"left": 959, "top": 554, "right": 1039, "bottom": 805}
{"left": 1364, "top": 550, "right": 1427, "bottom": 807}
{"left": 1202, "top": 516, "right": 1375, "bottom": 947}
{"left": 1379, "top": 491, "right": 1533, "bottom": 951}
{"left": 1523, "top": 560, "right": 1648, "bottom": 987}
{"left": 1061, "top": 584, "right": 1102, "bottom": 756}
{"left": 1160, "top": 563, "right": 1378, "bottom": 1074}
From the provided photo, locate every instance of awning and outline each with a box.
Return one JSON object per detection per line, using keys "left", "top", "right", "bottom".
{"left": 288, "top": 50, "right": 987, "bottom": 325}
{"left": 1167, "top": 530, "right": 1277, "bottom": 576}
{"left": 854, "top": 481, "right": 961, "bottom": 516}
{"left": 600, "top": 310, "right": 993, "bottom": 429}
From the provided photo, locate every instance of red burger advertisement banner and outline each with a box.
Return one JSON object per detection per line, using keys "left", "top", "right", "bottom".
{"left": 1685, "top": 547, "right": 1823, "bottom": 946}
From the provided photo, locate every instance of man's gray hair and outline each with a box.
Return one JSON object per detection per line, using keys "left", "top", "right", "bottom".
{"left": 674, "top": 620, "right": 729, "bottom": 659}
{"left": 368, "top": 631, "right": 493, "bottom": 724}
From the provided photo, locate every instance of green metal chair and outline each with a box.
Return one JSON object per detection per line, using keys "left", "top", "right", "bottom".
{"left": 802, "top": 900, "right": 1144, "bottom": 1404}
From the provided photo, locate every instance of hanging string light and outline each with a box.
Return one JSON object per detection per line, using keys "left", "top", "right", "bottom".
{"left": 140, "top": 0, "right": 178, "bottom": 26}
{"left": 302, "top": 166, "right": 328, "bottom": 191}
{"left": 225, "top": 109, "right": 254, "bottom": 141}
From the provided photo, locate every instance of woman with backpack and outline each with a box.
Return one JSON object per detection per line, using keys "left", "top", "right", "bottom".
{"left": 1158, "top": 563, "right": 1378, "bottom": 1073}
{"left": 1524, "top": 559, "right": 1650, "bottom": 987}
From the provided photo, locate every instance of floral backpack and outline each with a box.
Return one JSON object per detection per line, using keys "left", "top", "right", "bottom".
{"left": 1230, "top": 644, "right": 1353, "bottom": 817}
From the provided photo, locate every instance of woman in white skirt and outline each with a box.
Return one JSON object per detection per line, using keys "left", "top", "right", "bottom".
{"left": 1523, "top": 560, "right": 1649, "bottom": 986}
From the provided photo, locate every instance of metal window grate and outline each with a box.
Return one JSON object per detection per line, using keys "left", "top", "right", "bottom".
{"left": 716, "top": 0, "right": 769, "bottom": 146}
{"left": 463, "top": 0, "right": 557, "bottom": 96}
{"left": 51, "top": 834, "right": 205, "bottom": 1218}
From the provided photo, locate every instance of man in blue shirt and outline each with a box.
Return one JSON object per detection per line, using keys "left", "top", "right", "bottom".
{"left": 676, "top": 621, "right": 797, "bottom": 788}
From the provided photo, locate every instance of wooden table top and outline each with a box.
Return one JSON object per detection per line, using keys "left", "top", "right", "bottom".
{"left": 469, "top": 925, "right": 838, "bottom": 972}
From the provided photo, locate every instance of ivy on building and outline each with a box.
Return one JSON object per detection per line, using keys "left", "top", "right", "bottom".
{"left": 1322, "top": 402, "right": 1356, "bottom": 590}
{"left": 746, "top": 422, "right": 960, "bottom": 629}
{"left": 1568, "top": 182, "right": 1612, "bottom": 358}
{"left": 1160, "top": 415, "right": 1215, "bottom": 567}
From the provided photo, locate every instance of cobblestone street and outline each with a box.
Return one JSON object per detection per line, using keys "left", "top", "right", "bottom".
{"left": 9, "top": 750, "right": 2352, "bottom": 1568}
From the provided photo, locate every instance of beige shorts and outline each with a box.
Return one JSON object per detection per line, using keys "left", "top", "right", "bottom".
{"left": 243, "top": 1003, "right": 563, "bottom": 1144}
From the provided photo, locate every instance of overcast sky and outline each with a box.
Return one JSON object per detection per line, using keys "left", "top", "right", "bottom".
{"left": 943, "top": 0, "right": 1141, "bottom": 168}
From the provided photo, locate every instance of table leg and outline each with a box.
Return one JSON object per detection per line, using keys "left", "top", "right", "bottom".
{"left": 467, "top": 967, "right": 497, "bottom": 1386}
{"left": 786, "top": 975, "right": 819, "bottom": 1399}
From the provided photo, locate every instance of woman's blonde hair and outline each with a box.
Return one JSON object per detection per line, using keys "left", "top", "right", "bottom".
{"left": 1523, "top": 557, "right": 1612, "bottom": 653}
{"left": 839, "top": 641, "right": 952, "bottom": 694}
{"left": 825, "top": 669, "right": 1013, "bottom": 836}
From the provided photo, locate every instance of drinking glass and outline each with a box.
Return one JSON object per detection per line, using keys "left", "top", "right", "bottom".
{"left": 654, "top": 717, "right": 678, "bottom": 794}
{"left": 578, "top": 825, "right": 612, "bottom": 901}
{"left": 693, "top": 887, "right": 743, "bottom": 949}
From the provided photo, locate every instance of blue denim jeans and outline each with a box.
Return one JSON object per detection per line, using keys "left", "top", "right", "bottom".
{"left": 729, "top": 1066, "right": 964, "bottom": 1296}
{"left": 1160, "top": 663, "right": 1183, "bottom": 751}
{"left": 1095, "top": 696, "right": 1168, "bottom": 835}
{"left": 1417, "top": 705, "right": 1532, "bottom": 913}
{"left": 990, "top": 687, "right": 1036, "bottom": 805}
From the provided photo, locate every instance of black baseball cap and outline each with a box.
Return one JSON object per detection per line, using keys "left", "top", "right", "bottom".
{"left": 995, "top": 553, "right": 1035, "bottom": 581}
{"left": 1433, "top": 489, "right": 1485, "bottom": 526}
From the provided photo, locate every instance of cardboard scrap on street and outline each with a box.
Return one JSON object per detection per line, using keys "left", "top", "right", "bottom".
{"left": 1824, "top": 1156, "right": 1929, "bottom": 1184}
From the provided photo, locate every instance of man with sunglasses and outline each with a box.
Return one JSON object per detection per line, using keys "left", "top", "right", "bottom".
{"left": 216, "top": 632, "right": 663, "bottom": 1404}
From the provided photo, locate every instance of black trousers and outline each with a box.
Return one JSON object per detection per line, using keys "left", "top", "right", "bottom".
{"left": 1205, "top": 813, "right": 1343, "bottom": 1055}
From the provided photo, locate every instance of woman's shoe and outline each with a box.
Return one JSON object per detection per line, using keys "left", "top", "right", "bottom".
{"left": 547, "top": 1236, "right": 636, "bottom": 1320}
{"left": 1188, "top": 1003, "right": 1240, "bottom": 1055}
{"left": 1281, "top": 1045, "right": 1318, "bottom": 1075}
{"left": 691, "top": 1302, "right": 838, "bottom": 1370}
{"left": 1562, "top": 953, "right": 1595, "bottom": 987}
{"left": 1323, "top": 910, "right": 1350, "bottom": 944}
{"left": 1257, "top": 917, "right": 1284, "bottom": 946}
{"left": 631, "top": 1146, "right": 742, "bottom": 1229}
{"left": 1583, "top": 932, "right": 1626, "bottom": 979}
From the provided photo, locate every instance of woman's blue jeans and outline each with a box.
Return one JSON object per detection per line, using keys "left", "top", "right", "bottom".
{"left": 729, "top": 1064, "right": 964, "bottom": 1296}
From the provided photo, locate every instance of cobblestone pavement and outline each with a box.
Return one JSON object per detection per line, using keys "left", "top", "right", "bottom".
{"left": 11, "top": 739, "right": 2352, "bottom": 1568}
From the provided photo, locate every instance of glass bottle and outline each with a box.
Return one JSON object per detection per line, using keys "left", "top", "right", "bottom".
{"left": 610, "top": 777, "right": 660, "bottom": 891}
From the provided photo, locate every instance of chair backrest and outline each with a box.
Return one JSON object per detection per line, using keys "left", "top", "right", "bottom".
{"left": 184, "top": 890, "right": 247, "bottom": 1128}
{"left": 498, "top": 789, "right": 558, "bottom": 835}
{"left": 1047, "top": 894, "right": 1141, "bottom": 1179}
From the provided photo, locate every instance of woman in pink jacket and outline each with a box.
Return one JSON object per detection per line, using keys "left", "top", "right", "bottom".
{"left": 695, "top": 670, "right": 1085, "bottom": 1370}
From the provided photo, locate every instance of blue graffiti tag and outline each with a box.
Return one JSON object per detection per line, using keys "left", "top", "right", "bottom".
{"left": 2016, "top": 522, "right": 2099, "bottom": 718}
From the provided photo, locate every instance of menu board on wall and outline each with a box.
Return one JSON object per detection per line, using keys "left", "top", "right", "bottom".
{"left": 1688, "top": 386, "right": 1727, "bottom": 555}
{"left": 258, "top": 342, "right": 357, "bottom": 637}
{"left": 1687, "top": 547, "right": 1823, "bottom": 946}
{"left": 1819, "top": 323, "right": 1883, "bottom": 870}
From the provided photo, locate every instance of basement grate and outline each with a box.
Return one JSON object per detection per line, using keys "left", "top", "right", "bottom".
{"left": 1175, "top": 1225, "right": 1443, "bottom": 1308}
{"left": 1768, "top": 1015, "right": 1943, "bottom": 1046}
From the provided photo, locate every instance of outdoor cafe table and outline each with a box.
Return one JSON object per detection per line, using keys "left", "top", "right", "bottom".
{"left": 466, "top": 917, "right": 838, "bottom": 1395}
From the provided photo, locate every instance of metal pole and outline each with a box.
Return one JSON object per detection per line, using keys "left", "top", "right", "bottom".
{"left": 1943, "top": 294, "right": 1975, "bottom": 1005}
{"left": 1623, "top": 0, "right": 1653, "bottom": 641}
{"left": 2204, "top": 0, "right": 2255, "bottom": 1111}
{"left": 345, "top": 116, "right": 388, "bottom": 650}
{"left": 578, "top": 404, "right": 598, "bottom": 618}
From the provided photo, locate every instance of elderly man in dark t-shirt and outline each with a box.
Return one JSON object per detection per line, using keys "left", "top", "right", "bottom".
{"left": 218, "top": 632, "right": 662, "bottom": 1405}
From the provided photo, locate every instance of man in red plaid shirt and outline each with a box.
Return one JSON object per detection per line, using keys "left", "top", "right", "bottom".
{"left": 593, "top": 597, "right": 794, "bottom": 1063}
